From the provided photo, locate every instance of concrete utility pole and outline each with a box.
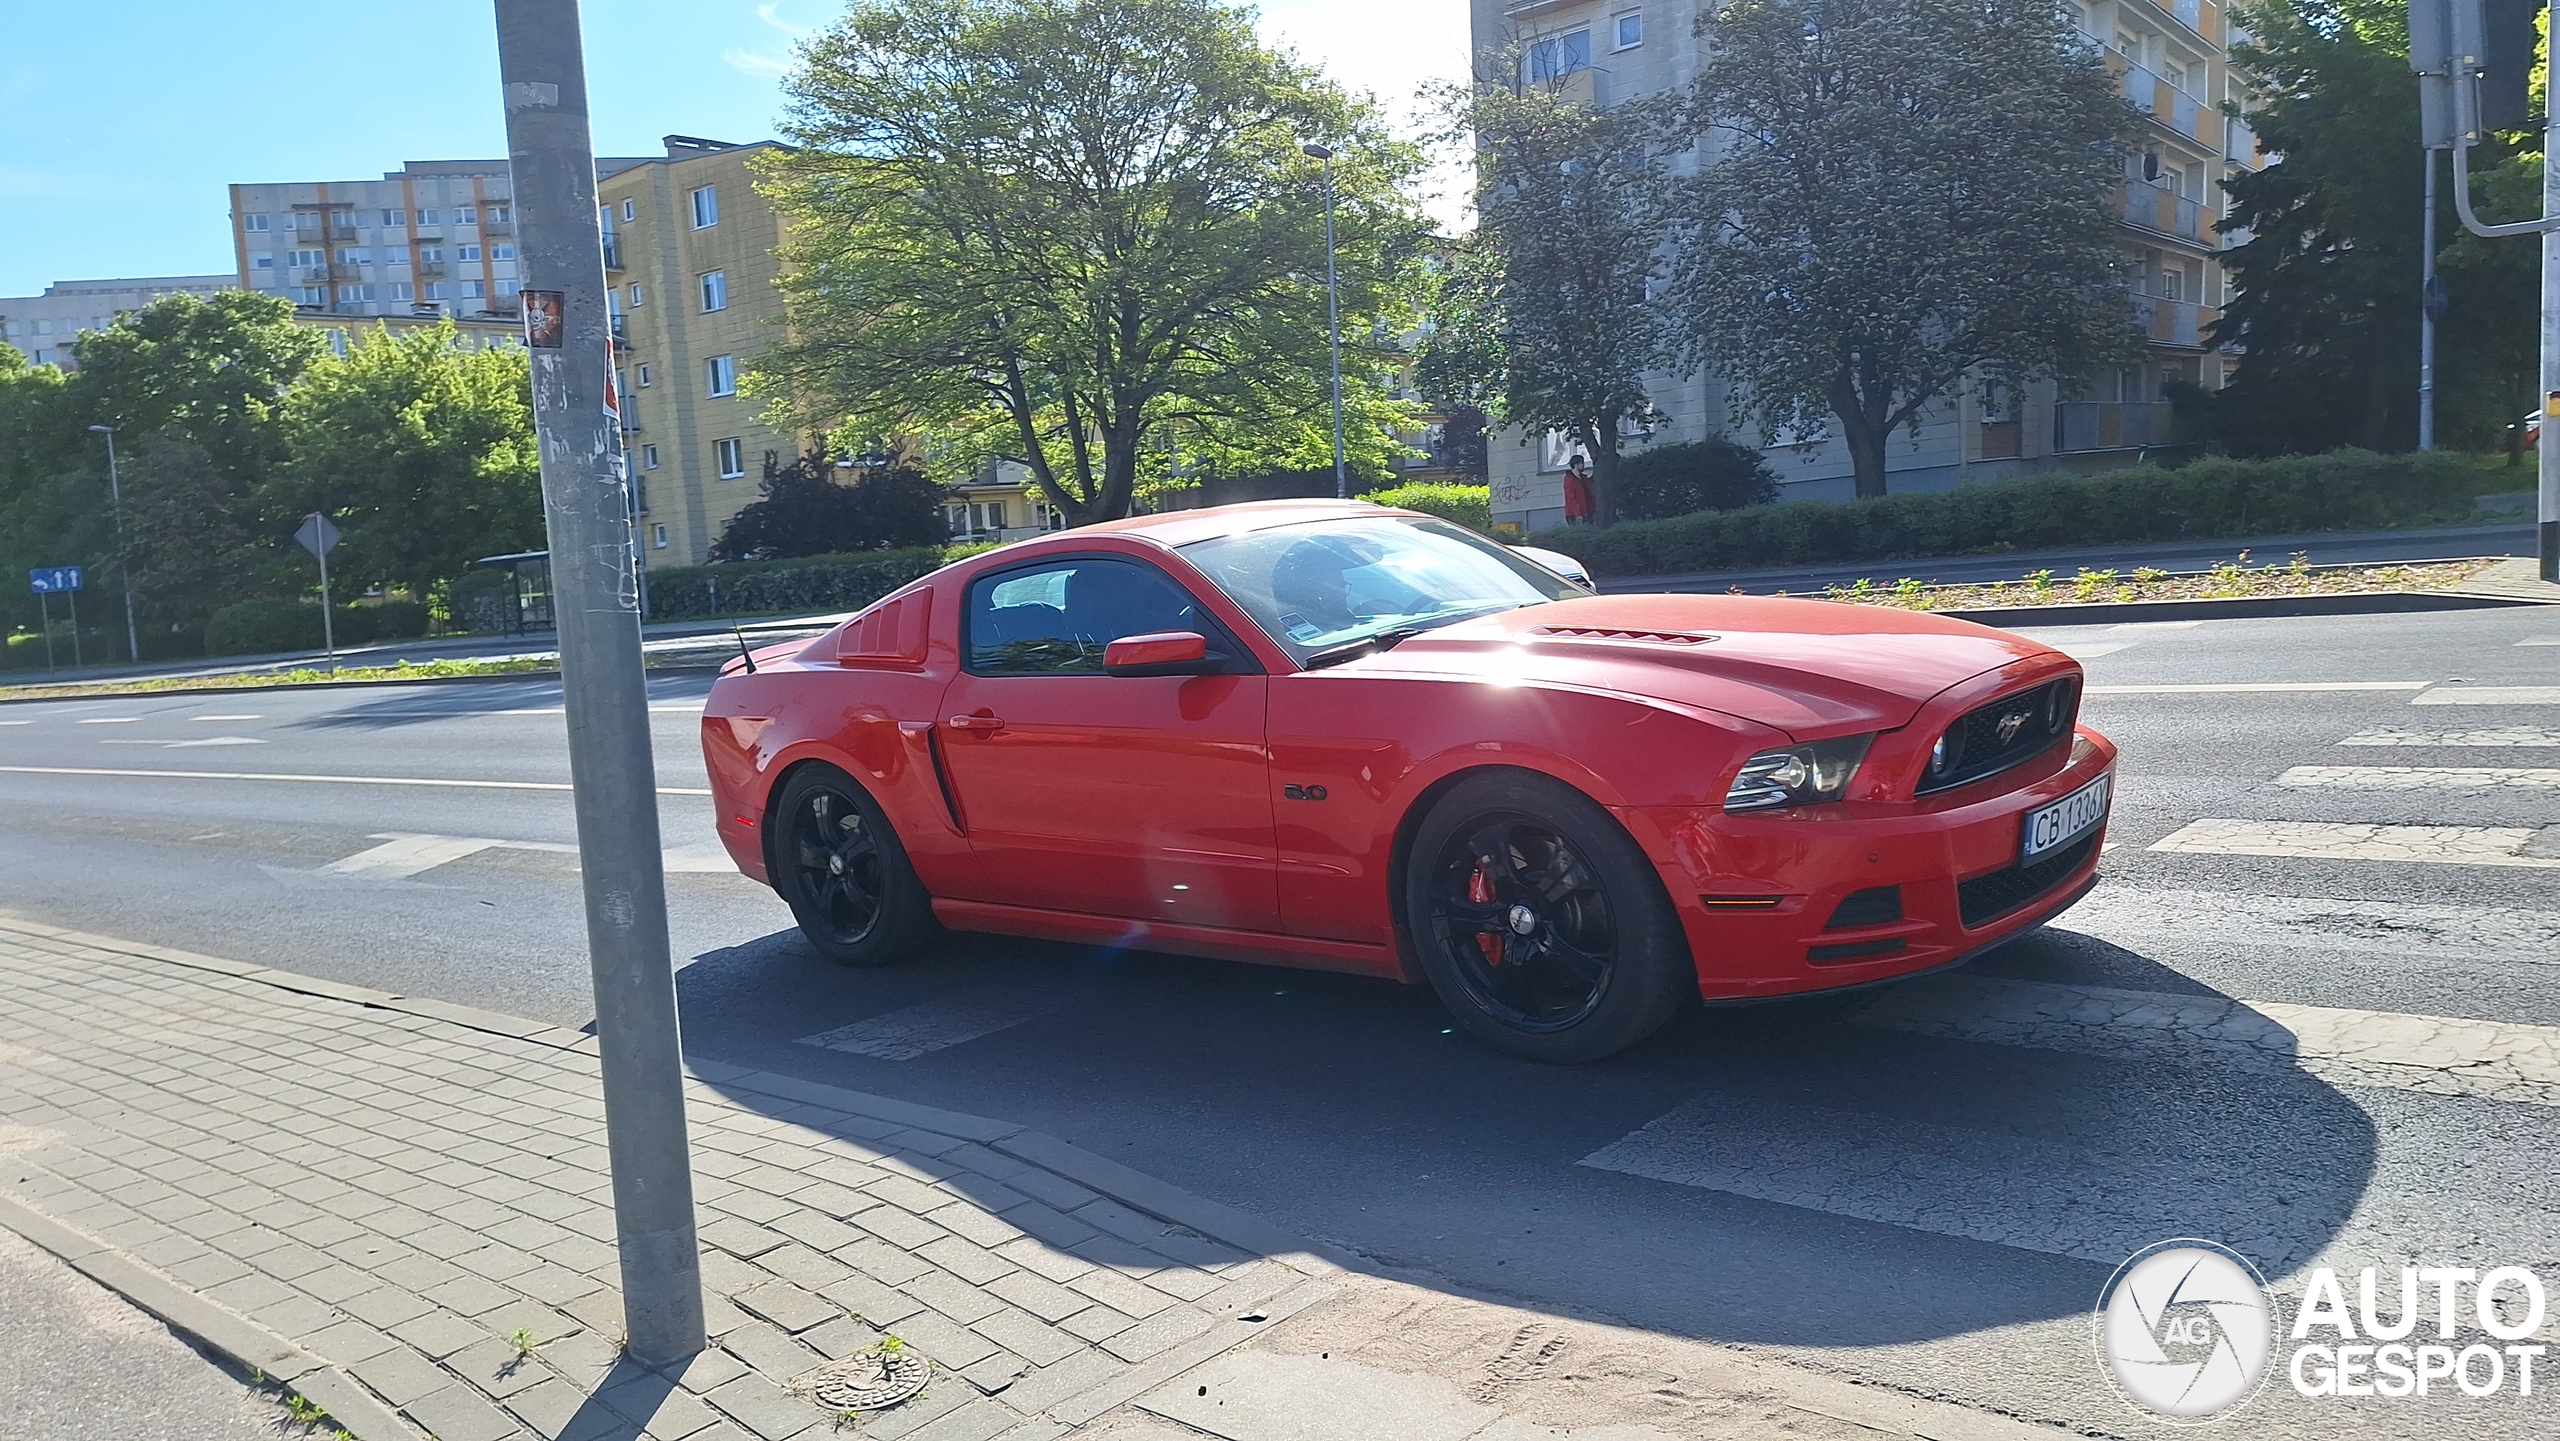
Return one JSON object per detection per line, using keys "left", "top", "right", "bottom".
{"left": 491, "top": 0, "right": 704, "bottom": 1362}
{"left": 2419, "top": 152, "right": 2439, "bottom": 451}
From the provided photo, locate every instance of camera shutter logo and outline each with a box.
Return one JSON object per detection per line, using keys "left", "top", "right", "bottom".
{"left": 2095, "top": 1240, "right": 2275, "bottom": 1424}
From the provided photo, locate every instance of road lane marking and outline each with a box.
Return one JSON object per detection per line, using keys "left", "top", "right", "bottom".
{"left": 798, "top": 990, "right": 1075, "bottom": 1061}
{"left": 2061, "top": 885, "right": 2560, "bottom": 962}
{"left": 95, "top": 736, "right": 266, "bottom": 749}
{"left": 2084, "top": 682, "right": 2432, "bottom": 694}
{"left": 322, "top": 834, "right": 507, "bottom": 879}
{"left": 325, "top": 705, "right": 703, "bottom": 718}
{"left": 0, "top": 765, "right": 712, "bottom": 796}
{"left": 2338, "top": 726, "right": 2560, "bottom": 747}
{"left": 2047, "top": 641, "right": 2130, "bottom": 660}
{"left": 2147, "top": 818, "right": 2560, "bottom": 868}
{"left": 0, "top": 721, "right": 29, "bottom": 726}
{"left": 190, "top": 715, "right": 261, "bottom": 721}
{"left": 2276, "top": 764, "right": 2560, "bottom": 791}
{"left": 74, "top": 717, "right": 138, "bottom": 724}
{"left": 2517, "top": 637, "right": 2560, "bottom": 646}
{"left": 2413, "top": 686, "right": 2560, "bottom": 705}
{"left": 1856, "top": 974, "right": 2560, "bottom": 1109}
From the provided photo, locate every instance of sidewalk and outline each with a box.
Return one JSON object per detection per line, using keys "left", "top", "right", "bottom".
{"left": 0, "top": 913, "right": 2060, "bottom": 1441}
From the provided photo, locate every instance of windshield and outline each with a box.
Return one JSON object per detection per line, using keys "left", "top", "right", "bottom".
{"left": 1179, "top": 516, "right": 1590, "bottom": 665}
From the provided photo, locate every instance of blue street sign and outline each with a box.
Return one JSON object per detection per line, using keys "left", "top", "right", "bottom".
{"left": 29, "top": 566, "right": 82, "bottom": 594}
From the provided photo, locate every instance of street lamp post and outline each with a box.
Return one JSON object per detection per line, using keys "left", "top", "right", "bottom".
{"left": 86, "top": 424, "right": 140, "bottom": 663}
{"left": 1302, "top": 142, "right": 1347, "bottom": 501}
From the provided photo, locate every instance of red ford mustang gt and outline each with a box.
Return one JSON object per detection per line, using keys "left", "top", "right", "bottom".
{"left": 701, "top": 500, "right": 2115, "bottom": 1062}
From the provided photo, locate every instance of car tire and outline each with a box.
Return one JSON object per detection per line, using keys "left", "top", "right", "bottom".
{"left": 770, "top": 763, "right": 936, "bottom": 967}
{"left": 1403, "top": 769, "right": 1694, "bottom": 1064}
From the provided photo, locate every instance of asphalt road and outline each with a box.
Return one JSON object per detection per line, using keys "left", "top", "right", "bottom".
{"left": 3, "top": 606, "right": 2557, "bottom": 1438}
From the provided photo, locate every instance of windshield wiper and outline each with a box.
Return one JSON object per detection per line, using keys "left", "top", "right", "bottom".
{"left": 1302, "top": 627, "right": 1426, "bottom": 670}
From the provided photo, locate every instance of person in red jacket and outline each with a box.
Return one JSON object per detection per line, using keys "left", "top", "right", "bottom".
{"left": 1561, "top": 454, "right": 1594, "bottom": 524}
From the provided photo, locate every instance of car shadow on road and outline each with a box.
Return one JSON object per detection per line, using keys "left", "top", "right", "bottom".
{"left": 670, "top": 917, "right": 2377, "bottom": 1355}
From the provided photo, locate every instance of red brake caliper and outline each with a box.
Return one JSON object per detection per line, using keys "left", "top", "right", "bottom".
{"left": 1469, "top": 861, "right": 1502, "bottom": 965}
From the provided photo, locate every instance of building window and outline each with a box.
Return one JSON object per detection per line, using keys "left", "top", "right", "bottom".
{"left": 338, "top": 284, "right": 375, "bottom": 303}
{"left": 456, "top": 206, "right": 478, "bottom": 225}
{"left": 641, "top": 443, "right": 660, "bottom": 469}
{"left": 464, "top": 280, "right": 486, "bottom": 298}
{"left": 337, "top": 248, "right": 369, "bottom": 265}
{"left": 628, "top": 282, "right": 643, "bottom": 306}
{"left": 497, "top": 280, "right": 522, "bottom": 298}
{"left": 424, "top": 282, "right": 449, "bottom": 300}
{"left": 389, "top": 282, "right": 414, "bottom": 300}
{"left": 457, "top": 244, "right": 482, "bottom": 262}
{"left": 419, "top": 209, "right": 441, "bottom": 225}
{"left": 653, "top": 523, "right": 669, "bottom": 549}
{"left": 700, "top": 270, "right": 727, "bottom": 311}
{"left": 492, "top": 244, "right": 516, "bottom": 261}
{"left": 381, "top": 208, "right": 406, "bottom": 226}
{"left": 489, "top": 205, "right": 511, "bottom": 223}
{"left": 419, "top": 246, "right": 443, "bottom": 263}
{"left": 242, "top": 213, "right": 269, "bottom": 232}
{"left": 705, "top": 354, "right": 736, "bottom": 396}
{"left": 1527, "top": 28, "right": 1592, "bottom": 81}
{"left": 251, "top": 252, "right": 273, "bottom": 270}
{"left": 386, "top": 249, "right": 410, "bottom": 267}
{"left": 636, "top": 363, "right": 652, "bottom": 387}
{"left": 716, "top": 438, "right": 745, "bottom": 477}
{"left": 690, "top": 185, "right": 718, "bottom": 228}
{"left": 622, "top": 199, "right": 636, "bottom": 222}
{"left": 1613, "top": 11, "right": 1642, "bottom": 48}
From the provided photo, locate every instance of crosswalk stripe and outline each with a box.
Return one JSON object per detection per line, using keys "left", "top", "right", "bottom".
{"left": 2338, "top": 726, "right": 2560, "bottom": 747}
{"left": 2411, "top": 686, "right": 2560, "bottom": 706}
{"left": 2147, "top": 818, "right": 2560, "bottom": 869}
{"left": 798, "top": 990, "right": 1075, "bottom": 1061}
{"left": 2059, "top": 885, "right": 2560, "bottom": 962}
{"left": 2516, "top": 636, "right": 2560, "bottom": 646}
{"left": 2084, "top": 682, "right": 2430, "bottom": 694}
{"left": 2276, "top": 764, "right": 2560, "bottom": 791}
{"left": 1855, "top": 974, "right": 2560, "bottom": 1109}
{"left": 315, "top": 832, "right": 739, "bottom": 880}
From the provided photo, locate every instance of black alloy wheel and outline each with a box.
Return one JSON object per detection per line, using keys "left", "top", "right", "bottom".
{"left": 1429, "top": 816, "right": 1618, "bottom": 1032}
{"left": 1404, "top": 770, "right": 1693, "bottom": 1063}
{"left": 772, "top": 764, "right": 933, "bottom": 966}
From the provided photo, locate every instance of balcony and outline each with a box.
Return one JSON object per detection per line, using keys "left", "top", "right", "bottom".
{"left": 2135, "top": 295, "right": 2212, "bottom": 347}
{"left": 2117, "top": 60, "right": 2217, "bottom": 146}
{"left": 2225, "top": 117, "right": 2260, "bottom": 164}
{"left": 2055, "top": 401, "right": 2174, "bottom": 452}
{"left": 601, "top": 237, "right": 623, "bottom": 271}
{"left": 2124, "top": 180, "right": 2204, "bottom": 240}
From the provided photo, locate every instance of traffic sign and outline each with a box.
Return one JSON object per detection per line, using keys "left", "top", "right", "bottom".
{"left": 29, "top": 566, "right": 82, "bottom": 594}
{"left": 294, "top": 513, "right": 341, "bottom": 559}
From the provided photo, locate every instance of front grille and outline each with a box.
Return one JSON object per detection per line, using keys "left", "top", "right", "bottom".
{"left": 1917, "top": 678, "right": 2078, "bottom": 794}
{"left": 1957, "top": 836, "right": 2097, "bottom": 928}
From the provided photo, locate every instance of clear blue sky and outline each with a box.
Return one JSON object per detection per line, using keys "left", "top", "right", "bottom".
{"left": 0, "top": 0, "right": 1467, "bottom": 297}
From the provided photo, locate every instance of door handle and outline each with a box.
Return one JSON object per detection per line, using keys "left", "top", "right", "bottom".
{"left": 946, "top": 712, "right": 1006, "bottom": 734}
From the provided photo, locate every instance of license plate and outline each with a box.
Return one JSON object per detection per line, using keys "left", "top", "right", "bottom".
{"left": 2022, "top": 773, "right": 2110, "bottom": 862}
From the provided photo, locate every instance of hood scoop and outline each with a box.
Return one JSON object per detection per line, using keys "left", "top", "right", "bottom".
{"left": 1529, "top": 626, "right": 1721, "bottom": 646}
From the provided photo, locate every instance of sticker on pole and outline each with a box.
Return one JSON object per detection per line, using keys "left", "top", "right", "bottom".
{"left": 294, "top": 514, "right": 341, "bottom": 559}
{"left": 524, "top": 290, "right": 565, "bottom": 348}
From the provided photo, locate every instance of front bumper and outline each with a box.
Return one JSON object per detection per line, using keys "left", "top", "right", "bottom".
{"left": 1624, "top": 729, "right": 2117, "bottom": 1000}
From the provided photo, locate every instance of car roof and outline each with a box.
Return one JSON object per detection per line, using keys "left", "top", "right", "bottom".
{"left": 1071, "top": 498, "right": 1404, "bottom": 550}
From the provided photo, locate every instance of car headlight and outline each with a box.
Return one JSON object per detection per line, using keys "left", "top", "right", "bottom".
{"left": 1725, "top": 735, "right": 1874, "bottom": 811}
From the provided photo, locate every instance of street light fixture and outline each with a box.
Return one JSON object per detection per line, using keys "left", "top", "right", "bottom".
{"left": 1302, "top": 142, "right": 1347, "bottom": 501}
{"left": 86, "top": 424, "right": 140, "bottom": 663}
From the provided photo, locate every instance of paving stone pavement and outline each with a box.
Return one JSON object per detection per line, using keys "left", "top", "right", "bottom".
{"left": 0, "top": 913, "right": 2055, "bottom": 1441}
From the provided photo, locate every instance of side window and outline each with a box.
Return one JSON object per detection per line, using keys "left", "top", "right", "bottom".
{"left": 966, "top": 559, "right": 1214, "bottom": 675}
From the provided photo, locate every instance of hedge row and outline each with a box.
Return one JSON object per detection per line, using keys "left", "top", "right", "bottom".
{"left": 646, "top": 546, "right": 953, "bottom": 621}
{"left": 1536, "top": 450, "right": 2506, "bottom": 578}
{"left": 204, "top": 599, "right": 433, "bottom": 656}
{"left": 1359, "top": 482, "right": 1494, "bottom": 533}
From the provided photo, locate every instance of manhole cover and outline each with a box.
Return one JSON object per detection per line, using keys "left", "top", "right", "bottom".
{"left": 793, "top": 1347, "right": 930, "bottom": 1413}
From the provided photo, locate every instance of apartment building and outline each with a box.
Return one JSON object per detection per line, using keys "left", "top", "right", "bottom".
{"left": 230, "top": 161, "right": 551, "bottom": 323}
{"left": 1468, "top": 0, "right": 2262, "bottom": 529}
{"left": 597, "top": 137, "right": 799, "bottom": 567}
{"left": 0, "top": 275, "right": 234, "bottom": 368}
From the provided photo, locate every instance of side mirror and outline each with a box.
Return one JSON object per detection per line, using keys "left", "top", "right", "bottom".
{"left": 1102, "top": 630, "right": 1215, "bottom": 677}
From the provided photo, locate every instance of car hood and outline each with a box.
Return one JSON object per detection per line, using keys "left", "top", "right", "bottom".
{"left": 1337, "top": 594, "right": 2060, "bottom": 737}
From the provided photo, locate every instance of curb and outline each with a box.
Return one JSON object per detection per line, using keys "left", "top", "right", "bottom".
{"left": 0, "top": 1192, "right": 430, "bottom": 1441}
{"left": 1930, "top": 588, "right": 2551, "bottom": 627}
{"left": 0, "top": 660, "right": 726, "bottom": 707}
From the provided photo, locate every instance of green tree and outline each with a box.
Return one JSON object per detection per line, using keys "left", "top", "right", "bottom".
{"left": 0, "top": 346, "right": 81, "bottom": 636}
{"left": 67, "top": 291, "right": 326, "bottom": 497}
{"left": 111, "top": 434, "right": 264, "bottom": 642}
{"left": 1419, "top": 74, "right": 1671, "bottom": 526}
{"left": 758, "top": 0, "right": 1433, "bottom": 525}
{"left": 275, "top": 323, "right": 544, "bottom": 595}
{"left": 2211, "top": 0, "right": 2539, "bottom": 455}
{"left": 711, "top": 449, "right": 946, "bottom": 561}
{"left": 1662, "top": 0, "right": 2140, "bottom": 497}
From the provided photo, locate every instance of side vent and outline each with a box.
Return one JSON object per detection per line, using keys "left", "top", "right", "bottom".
{"left": 837, "top": 587, "right": 932, "bottom": 666}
